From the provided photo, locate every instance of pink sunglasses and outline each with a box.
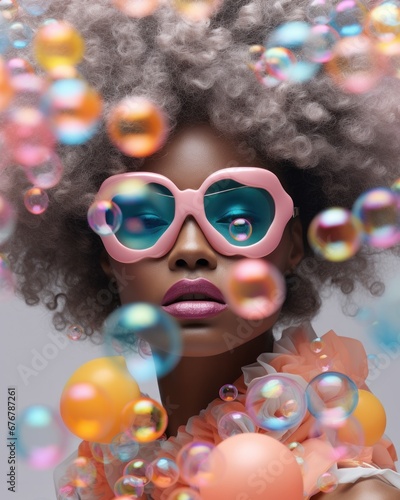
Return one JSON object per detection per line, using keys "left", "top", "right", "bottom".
{"left": 92, "top": 167, "right": 297, "bottom": 263}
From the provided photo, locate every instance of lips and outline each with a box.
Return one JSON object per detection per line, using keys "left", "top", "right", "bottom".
{"left": 161, "top": 278, "right": 227, "bottom": 319}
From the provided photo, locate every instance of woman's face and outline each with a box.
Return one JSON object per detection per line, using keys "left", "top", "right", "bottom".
{"left": 103, "top": 123, "right": 304, "bottom": 357}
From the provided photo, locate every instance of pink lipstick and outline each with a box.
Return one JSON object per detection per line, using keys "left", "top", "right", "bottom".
{"left": 161, "top": 278, "right": 227, "bottom": 319}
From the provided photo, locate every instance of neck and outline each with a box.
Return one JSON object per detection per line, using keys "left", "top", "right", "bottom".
{"left": 157, "top": 330, "right": 274, "bottom": 438}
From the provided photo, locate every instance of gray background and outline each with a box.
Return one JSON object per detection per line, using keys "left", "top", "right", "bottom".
{"left": 1, "top": 255, "right": 399, "bottom": 499}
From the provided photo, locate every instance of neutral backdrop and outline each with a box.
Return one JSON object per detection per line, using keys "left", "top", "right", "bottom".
{"left": 1, "top": 255, "right": 399, "bottom": 499}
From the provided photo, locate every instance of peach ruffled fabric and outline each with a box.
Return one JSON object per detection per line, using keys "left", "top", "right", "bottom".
{"left": 77, "top": 324, "right": 398, "bottom": 499}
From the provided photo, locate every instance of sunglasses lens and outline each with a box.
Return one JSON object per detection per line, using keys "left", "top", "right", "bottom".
{"left": 204, "top": 180, "right": 275, "bottom": 245}
{"left": 111, "top": 182, "right": 175, "bottom": 249}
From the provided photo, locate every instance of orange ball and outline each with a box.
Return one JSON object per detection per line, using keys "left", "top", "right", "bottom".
{"left": 338, "top": 389, "right": 386, "bottom": 447}
{"left": 107, "top": 97, "right": 167, "bottom": 157}
{"left": 200, "top": 433, "right": 304, "bottom": 500}
{"left": 60, "top": 356, "right": 140, "bottom": 443}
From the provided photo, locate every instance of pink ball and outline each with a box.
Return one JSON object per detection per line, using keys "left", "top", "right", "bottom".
{"left": 200, "top": 433, "right": 304, "bottom": 500}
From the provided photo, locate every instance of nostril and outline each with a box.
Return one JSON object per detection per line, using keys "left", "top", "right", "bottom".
{"left": 197, "top": 258, "right": 209, "bottom": 267}
{"left": 176, "top": 259, "right": 186, "bottom": 268}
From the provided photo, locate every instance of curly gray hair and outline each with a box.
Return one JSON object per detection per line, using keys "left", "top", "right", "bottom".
{"left": 2, "top": 0, "right": 399, "bottom": 336}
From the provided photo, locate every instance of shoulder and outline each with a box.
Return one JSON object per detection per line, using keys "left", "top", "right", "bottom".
{"left": 311, "top": 478, "right": 400, "bottom": 499}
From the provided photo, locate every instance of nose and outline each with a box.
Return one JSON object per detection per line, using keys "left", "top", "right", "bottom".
{"left": 167, "top": 217, "right": 218, "bottom": 271}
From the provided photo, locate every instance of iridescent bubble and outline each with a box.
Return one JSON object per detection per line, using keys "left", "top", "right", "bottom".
{"left": 288, "top": 441, "right": 305, "bottom": 457}
{"left": 33, "top": 21, "right": 85, "bottom": 70}
{"left": 176, "top": 441, "right": 223, "bottom": 488}
{"left": 252, "top": 51, "right": 280, "bottom": 88}
{"left": 0, "top": 0, "right": 18, "bottom": 21}
{"left": 19, "top": 0, "right": 53, "bottom": 16}
{"left": 226, "top": 259, "right": 286, "bottom": 320}
{"left": 6, "top": 57, "right": 34, "bottom": 76}
{"left": 352, "top": 188, "right": 400, "bottom": 248}
{"left": 5, "top": 107, "right": 55, "bottom": 167}
{"left": 306, "top": 25, "right": 340, "bottom": 63}
{"left": 331, "top": 0, "right": 366, "bottom": 37}
{"left": 24, "top": 187, "right": 49, "bottom": 215}
{"left": 317, "top": 353, "right": 334, "bottom": 372}
{"left": 228, "top": 218, "right": 253, "bottom": 242}
{"left": 112, "top": 0, "right": 159, "bottom": 17}
{"left": 66, "top": 456, "right": 97, "bottom": 488}
{"left": 8, "top": 22, "right": 34, "bottom": 49}
{"left": 103, "top": 303, "right": 182, "bottom": 383}
{"left": 245, "top": 374, "right": 307, "bottom": 432}
{"left": 391, "top": 177, "right": 400, "bottom": 194}
{"left": 24, "top": 152, "right": 64, "bottom": 189}
{"left": 0, "top": 253, "right": 15, "bottom": 299}
{"left": 217, "top": 411, "right": 257, "bottom": 440}
{"left": 218, "top": 384, "right": 238, "bottom": 402}
{"left": 308, "top": 207, "right": 362, "bottom": 261}
{"left": 265, "top": 21, "right": 321, "bottom": 83}
{"left": 317, "top": 471, "right": 339, "bottom": 493}
{"left": 123, "top": 458, "right": 152, "bottom": 485}
{"left": 310, "top": 337, "right": 325, "bottom": 354}
{"left": 121, "top": 397, "right": 168, "bottom": 443}
{"left": 10, "top": 73, "right": 48, "bottom": 108}
{"left": 263, "top": 47, "right": 297, "bottom": 81}
{"left": 89, "top": 442, "right": 115, "bottom": 464}
{"left": 0, "top": 57, "right": 13, "bottom": 111}
{"left": 113, "top": 475, "right": 144, "bottom": 498}
{"left": 171, "top": 0, "right": 222, "bottom": 22}
{"left": 325, "top": 34, "right": 385, "bottom": 93}
{"left": 366, "top": 1, "right": 400, "bottom": 44}
{"left": 305, "top": 372, "right": 359, "bottom": 427}
{"left": 247, "top": 44, "right": 266, "bottom": 70}
{"left": 150, "top": 457, "right": 180, "bottom": 489}
{"left": 17, "top": 405, "right": 68, "bottom": 469}
{"left": 306, "top": 0, "right": 334, "bottom": 24}
{"left": 57, "top": 484, "right": 80, "bottom": 500}
{"left": 0, "top": 195, "right": 16, "bottom": 245}
{"left": 166, "top": 489, "right": 202, "bottom": 500}
{"left": 60, "top": 382, "right": 115, "bottom": 442}
{"left": 87, "top": 200, "right": 123, "bottom": 236}
{"left": 107, "top": 97, "right": 168, "bottom": 158}
{"left": 67, "top": 324, "right": 84, "bottom": 341}
{"left": 110, "top": 433, "right": 139, "bottom": 462}
{"left": 44, "top": 78, "right": 103, "bottom": 145}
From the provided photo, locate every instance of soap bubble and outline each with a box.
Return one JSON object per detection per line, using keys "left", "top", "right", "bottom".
{"left": 8, "top": 22, "right": 34, "bottom": 49}
{"left": 19, "top": 0, "right": 53, "bottom": 16}
{"left": 6, "top": 57, "right": 34, "bottom": 76}
{"left": 219, "top": 384, "right": 238, "bottom": 402}
{"left": 217, "top": 411, "right": 257, "bottom": 440}
{"left": 252, "top": 48, "right": 281, "bottom": 88}
{"left": 103, "top": 303, "right": 182, "bottom": 383}
{"left": 325, "top": 35, "right": 385, "bottom": 93}
{"left": 107, "top": 97, "right": 168, "bottom": 157}
{"left": 306, "top": 25, "right": 340, "bottom": 63}
{"left": 110, "top": 433, "right": 139, "bottom": 462}
{"left": 245, "top": 374, "right": 307, "bottom": 432}
{"left": 123, "top": 458, "right": 152, "bottom": 485}
{"left": 166, "top": 489, "right": 202, "bottom": 500}
{"left": 331, "top": 0, "right": 367, "bottom": 37}
{"left": 113, "top": 475, "right": 144, "bottom": 498}
{"left": 308, "top": 207, "right": 362, "bottom": 261}
{"left": 265, "top": 21, "right": 321, "bottom": 83}
{"left": 66, "top": 457, "right": 97, "bottom": 488}
{"left": 176, "top": 441, "right": 223, "bottom": 488}
{"left": 121, "top": 397, "right": 168, "bottom": 443}
{"left": 23, "top": 187, "right": 49, "bottom": 215}
{"left": 87, "top": 200, "right": 123, "bottom": 236}
{"left": 306, "top": 372, "right": 359, "bottom": 427}
{"left": 34, "top": 21, "right": 85, "bottom": 70}
{"left": 17, "top": 405, "right": 68, "bottom": 469}
{"left": 306, "top": 0, "right": 334, "bottom": 24}
{"left": 89, "top": 442, "right": 115, "bottom": 464}
{"left": 263, "top": 47, "right": 297, "bottom": 81}
{"left": 67, "top": 324, "right": 84, "bottom": 341}
{"left": 112, "top": 0, "right": 159, "bottom": 17}
{"left": 310, "top": 337, "right": 325, "bottom": 354}
{"left": 352, "top": 187, "right": 400, "bottom": 248}
{"left": 317, "top": 471, "right": 339, "bottom": 493}
{"left": 229, "top": 218, "right": 253, "bottom": 242}
{"left": 226, "top": 259, "right": 286, "bottom": 320}
{"left": 150, "top": 457, "right": 180, "bottom": 489}
{"left": 24, "top": 152, "right": 64, "bottom": 189}
{"left": 44, "top": 78, "right": 102, "bottom": 145}
{"left": 366, "top": 1, "right": 400, "bottom": 43}
{"left": 0, "top": 0, "right": 18, "bottom": 21}
{"left": 57, "top": 484, "right": 80, "bottom": 500}
{"left": 170, "top": 0, "right": 222, "bottom": 22}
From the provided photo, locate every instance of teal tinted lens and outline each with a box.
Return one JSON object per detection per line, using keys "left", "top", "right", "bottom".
{"left": 204, "top": 180, "right": 275, "bottom": 246}
{"left": 111, "top": 183, "right": 175, "bottom": 250}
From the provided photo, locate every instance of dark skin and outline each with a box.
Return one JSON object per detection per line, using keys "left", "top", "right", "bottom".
{"left": 102, "top": 124, "right": 399, "bottom": 499}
